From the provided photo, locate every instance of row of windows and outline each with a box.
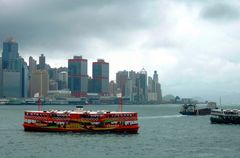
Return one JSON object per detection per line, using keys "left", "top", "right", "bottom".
{"left": 25, "top": 113, "right": 68, "bottom": 118}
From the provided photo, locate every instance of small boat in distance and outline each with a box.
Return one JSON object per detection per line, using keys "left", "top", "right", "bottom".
{"left": 23, "top": 106, "right": 139, "bottom": 134}
{"left": 180, "top": 102, "right": 218, "bottom": 115}
{"left": 210, "top": 109, "right": 240, "bottom": 124}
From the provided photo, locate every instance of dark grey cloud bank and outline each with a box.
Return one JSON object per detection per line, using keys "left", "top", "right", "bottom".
{"left": 1, "top": 0, "right": 240, "bottom": 103}
{"left": 0, "top": 0, "right": 157, "bottom": 55}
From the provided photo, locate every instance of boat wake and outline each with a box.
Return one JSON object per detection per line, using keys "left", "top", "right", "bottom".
{"left": 139, "top": 115, "right": 182, "bottom": 120}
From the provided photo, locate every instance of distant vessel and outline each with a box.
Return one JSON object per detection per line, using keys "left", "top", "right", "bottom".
{"left": 23, "top": 106, "right": 139, "bottom": 133}
{"left": 180, "top": 102, "right": 217, "bottom": 115}
{"left": 210, "top": 109, "right": 240, "bottom": 124}
{"left": 0, "top": 99, "right": 9, "bottom": 105}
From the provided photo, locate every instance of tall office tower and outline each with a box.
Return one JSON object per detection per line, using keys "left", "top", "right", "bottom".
{"left": 58, "top": 71, "right": 68, "bottom": 90}
{"left": 0, "top": 57, "right": 3, "bottom": 97}
{"left": 92, "top": 59, "right": 109, "bottom": 95}
{"left": 128, "top": 70, "right": 138, "bottom": 102}
{"left": 109, "top": 80, "right": 117, "bottom": 96}
{"left": 29, "top": 56, "right": 37, "bottom": 73}
{"left": 153, "top": 70, "right": 162, "bottom": 103}
{"left": 116, "top": 70, "right": 128, "bottom": 96}
{"left": 20, "top": 57, "right": 29, "bottom": 97}
{"left": 1, "top": 38, "right": 28, "bottom": 98}
{"left": 2, "top": 38, "right": 19, "bottom": 71}
{"left": 30, "top": 70, "right": 49, "bottom": 97}
{"left": 153, "top": 70, "right": 159, "bottom": 85}
{"left": 38, "top": 54, "right": 46, "bottom": 70}
{"left": 68, "top": 56, "right": 88, "bottom": 97}
{"left": 136, "top": 68, "right": 148, "bottom": 103}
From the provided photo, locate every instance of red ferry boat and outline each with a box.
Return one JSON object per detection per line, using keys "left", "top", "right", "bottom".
{"left": 23, "top": 106, "right": 139, "bottom": 134}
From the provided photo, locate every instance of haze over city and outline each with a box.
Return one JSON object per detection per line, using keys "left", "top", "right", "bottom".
{"left": 1, "top": 0, "right": 240, "bottom": 103}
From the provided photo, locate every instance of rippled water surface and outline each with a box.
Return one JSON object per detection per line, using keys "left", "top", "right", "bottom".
{"left": 0, "top": 104, "right": 240, "bottom": 158}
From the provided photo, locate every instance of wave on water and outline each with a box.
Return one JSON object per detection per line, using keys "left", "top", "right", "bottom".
{"left": 139, "top": 115, "right": 182, "bottom": 120}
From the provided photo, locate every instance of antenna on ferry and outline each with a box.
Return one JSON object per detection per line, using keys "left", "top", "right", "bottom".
{"left": 34, "top": 93, "right": 40, "bottom": 111}
{"left": 117, "top": 93, "right": 123, "bottom": 112}
{"left": 219, "top": 96, "right": 222, "bottom": 106}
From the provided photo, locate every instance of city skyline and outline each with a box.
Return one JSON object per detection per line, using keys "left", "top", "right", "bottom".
{"left": 1, "top": 0, "right": 240, "bottom": 103}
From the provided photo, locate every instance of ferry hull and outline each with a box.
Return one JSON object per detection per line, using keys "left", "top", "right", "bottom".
{"left": 23, "top": 123, "right": 139, "bottom": 134}
{"left": 210, "top": 116, "right": 240, "bottom": 124}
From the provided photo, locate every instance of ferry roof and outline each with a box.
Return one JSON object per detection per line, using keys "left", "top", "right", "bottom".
{"left": 25, "top": 110, "right": 137, "bottom": 115}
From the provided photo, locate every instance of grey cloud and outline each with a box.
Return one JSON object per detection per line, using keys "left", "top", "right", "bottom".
{"left": 0, "top": 0, "right": 158, "bottom": 56}
{"left": 201, "top": 3, "right": 240, "bottom": 21}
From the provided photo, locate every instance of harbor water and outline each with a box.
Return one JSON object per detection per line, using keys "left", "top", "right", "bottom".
{"left": 0, "top": 104, "right": 240, "bottom": 158}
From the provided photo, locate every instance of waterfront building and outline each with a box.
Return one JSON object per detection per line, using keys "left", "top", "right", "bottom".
{"left": 68, "top": 56, "right": 88, "bottom": 97}
{"left": 92, "top": 59, "right": 109, "bottom": 95}
{"left": 30, "top": 70, "right": 49, "bottom": 97}
{"left": 2, "top": 71, "right": 21, "bottom": 97}
{"left": 47, "top": 90, "right": 71, "bottom": 99}
{"left": 116, "top": 70, "right": 128, "bottom": 97}
{"left": 1, "top": 38, "right": 28, "bottom": 98}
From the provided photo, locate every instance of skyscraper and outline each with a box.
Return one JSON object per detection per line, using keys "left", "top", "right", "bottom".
{"left": 1, "top": 38, "right": 28, "bottom": 98}
{"left": 148, "top": 70, "right": 162, "bottom": 103}
{"left": 30, "top": 70, "right": 49, "bottom": 97}
{"left": 136, "top": 68, "right": 147, "bottom": 103}
{"left": 116, "top": 70, "right": 128, "bottom": 96}
{"left": 68, "top": 56, "right": 88, "bottom": 97}
{"left": 38, "top": 54, "right": 46, "bottom": 70}
{"left": 29, "top": 56, "right": 37, "bottom": 73}
{"left": 109, "top": 80, "right": 117, "bottom": 96}
{"left": 0, "top": 57, "right": 3, "bottom": 98}
{"left": 58, "top": 71, "right": 68, "bottom": 90}
{"left": 2, "top": 38, "right": 19, "bottom": 71}
{"left": 153, "top": 71, "right": 162, "bottom": 103}
{"left": 92, "top": 59, "right": 109, "bottom": 95}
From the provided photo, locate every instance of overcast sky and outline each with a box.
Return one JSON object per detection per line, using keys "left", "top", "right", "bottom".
{"left": 1, "top": 0, "right": 240, "bottom": 104}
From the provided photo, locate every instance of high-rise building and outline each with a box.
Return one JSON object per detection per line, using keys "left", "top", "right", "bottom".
{"left": 136, "top": 68, "right": 148, "bottom": 103}
{"left": 148, "top": 71, "right": 162, "bottom": 103}
{"left": 127, "top": 70, "right": 138, "bottom": 102}
{"left": 92, "top": 59, "right": 109, "bottom": 95}
{"left": 68, "top": 56, "right": 88, "bottom": 97}
{"left": 2, "top": 38, "right": 19, "bottom": 71}
{"left": 2, "top": 71, "right": 21, "bottom": 97}
{"left": 38, "top": 54, "right": 46, "bottom": 70}
{"left": 0, "top": 57, "right": 3, "bottom": 98}
{"left": 29, "top": 56, "right": 37, "bottom": 73}
{"left": 1, "top": 38, "right": 28, "bottom": 98}
{"left": 153, "top": 71, "right": 162, "bottom": 103}
{"left": 109, "top": 80, "right": 117, "bottom": 96}
{"left": 58, "top": 71, "right": 68, "bottom": 90}
{"left": 153, "top": 70, "right": 159, "bottom": 84}
{"left": 116, "top": 70, "right": 128, "bottom": 96}
{"left": 30, "top": 70, "right": 49, "bottom": 97}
